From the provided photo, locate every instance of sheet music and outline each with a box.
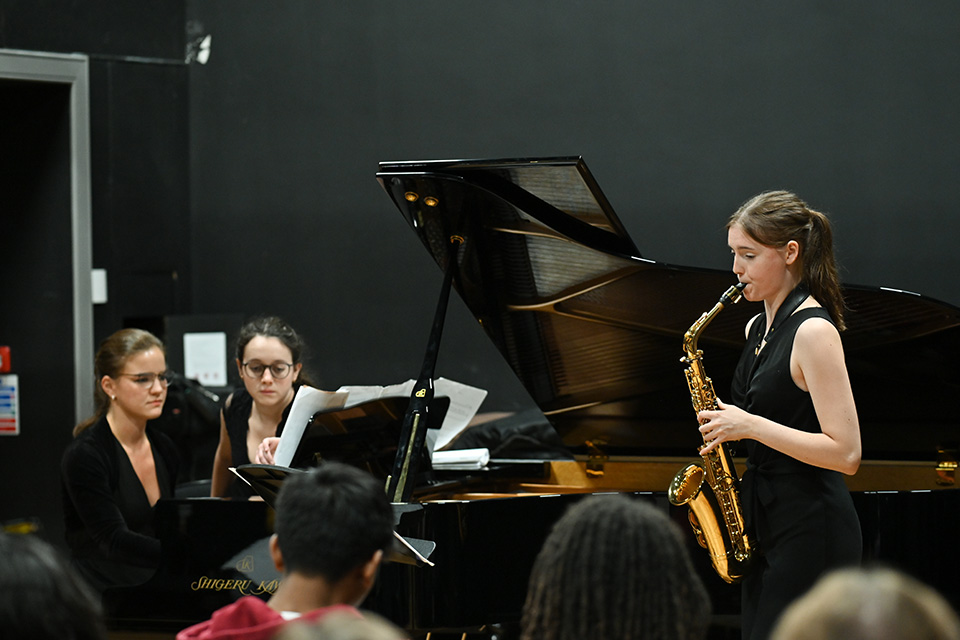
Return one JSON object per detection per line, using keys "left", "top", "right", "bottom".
{"left": 273, "top": 386, "right": 350, "bottom": 468}
{"left": 273, "top": 378, "right": 487, "bottom": 469}
{"left": 337, "top": 377, "right": 487, "bottom": 454}
{"left": 229, "top": 466, "right": 250, "bottom": 486}
{"left": 431, "top": 378, "right": 487, "bottom": 452}
{"left": 432, "top": 447, "right": 490, "bottom": 470}
{"left": 336, "top": 379, "right": 416, "bottom": 407}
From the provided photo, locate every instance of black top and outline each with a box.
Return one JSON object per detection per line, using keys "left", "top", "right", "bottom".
{"left": 732, "top": 297, "right": 825, "bottom": 474}
{"left": 60, "top": 415, "right": 179, "bottom": 593}
{"left": 731, "top": 306, "right": 862, "bottom": 640}
{"left": 221, "top": 386, "right": 296, "bottom": 499}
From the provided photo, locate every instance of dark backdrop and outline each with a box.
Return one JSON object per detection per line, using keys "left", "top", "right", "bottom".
{"left": 0, "top": 0, "right": 956, "bottom": 600}
{"left": 186, "top": 1, "right": 960, "bottom": 411}
{"left": 0, "top": 79, "right": 74, "bottom": 543}
{"left": 1, "top": 1, "right": 191, "bottom": 543}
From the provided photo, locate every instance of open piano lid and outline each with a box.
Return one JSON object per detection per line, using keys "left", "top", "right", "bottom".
{"left": 377, "top": 156, "right": 960, "bottom": 461}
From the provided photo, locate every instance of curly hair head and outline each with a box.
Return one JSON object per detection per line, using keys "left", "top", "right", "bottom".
{"left": 520, "top": 495, "right": 711, "bottom": 640}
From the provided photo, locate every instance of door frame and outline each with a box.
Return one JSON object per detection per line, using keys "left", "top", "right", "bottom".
{"left": 0, "top": 48, "right": 94, "bottom": 421}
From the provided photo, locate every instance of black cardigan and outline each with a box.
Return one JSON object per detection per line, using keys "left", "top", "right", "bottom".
{"left": 60, "top": 415, "right": 180, "bottom": 591}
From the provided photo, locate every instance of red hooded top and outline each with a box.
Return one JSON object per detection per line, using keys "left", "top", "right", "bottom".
{"left": 176, "top": 596, "right": 360, "bottom": 640}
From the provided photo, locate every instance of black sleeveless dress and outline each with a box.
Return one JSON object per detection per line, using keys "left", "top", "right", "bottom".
{"left": 731, "top": 307, "right": 861, "bottom": 640}
{"left": 221, "top": 386, "right": 297, "bottom": 499}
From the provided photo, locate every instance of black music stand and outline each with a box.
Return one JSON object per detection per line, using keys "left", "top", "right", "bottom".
{"left": 234, "top": 464, "right": 436, "bottom": 567}
{"left": 287, "top": 395, "right": 450, "bottom": 477}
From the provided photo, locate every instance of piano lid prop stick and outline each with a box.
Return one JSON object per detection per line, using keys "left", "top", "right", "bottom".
{"left": 386, "top": 235, "right": 463, "bottom": 503}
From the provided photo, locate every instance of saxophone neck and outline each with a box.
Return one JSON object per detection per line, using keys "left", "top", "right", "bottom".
{"left": 682, "top": 326, "right": 704, "bottom": 358}
{"left": 683, "top": 283, "right": 746, "bottom": 355}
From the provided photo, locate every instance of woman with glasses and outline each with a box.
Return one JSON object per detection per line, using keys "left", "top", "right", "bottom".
{"left": 61, "top": 328, "right": 180, "bottom": 593}
{"left": 210, "top": 316, "right": 308, "bottom": 499}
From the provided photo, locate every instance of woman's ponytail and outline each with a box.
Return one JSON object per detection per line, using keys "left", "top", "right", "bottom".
{"left": 728, "top": 190, "right": 846, "bottom": 330}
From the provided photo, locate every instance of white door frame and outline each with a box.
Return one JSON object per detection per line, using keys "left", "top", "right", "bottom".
{"left": 0, "top": 49, "right": 94, "bottom": 421}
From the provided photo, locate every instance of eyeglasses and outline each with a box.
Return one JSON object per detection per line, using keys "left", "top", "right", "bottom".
{"left": 116, "top": 372, "right": 174, "bottom": 387}
{"left": 242, "top": 361, "right": 294, "bottom": 379}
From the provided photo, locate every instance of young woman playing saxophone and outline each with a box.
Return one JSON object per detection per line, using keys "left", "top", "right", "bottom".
{"left": 696, "top": 191, "right": 862, "bottom": 640}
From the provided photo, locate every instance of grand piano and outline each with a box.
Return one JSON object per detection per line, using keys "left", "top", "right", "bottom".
{"left": 106, "top": 156, "right": 959, "bottom": 638}
{"left": 367, "top": 156, "right": 960, "bottom": 635}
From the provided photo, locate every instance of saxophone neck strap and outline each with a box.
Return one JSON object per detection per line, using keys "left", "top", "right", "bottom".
{"left": 755, "top": 283, "right": 810, "bottom": 355}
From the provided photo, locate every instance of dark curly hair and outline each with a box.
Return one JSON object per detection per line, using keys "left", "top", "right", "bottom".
{"left": 521, "top": 494, "right": 711, "bottom": 640}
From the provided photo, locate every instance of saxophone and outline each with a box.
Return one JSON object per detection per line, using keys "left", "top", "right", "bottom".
{"left": 668, "top": 282, "right": 757, "bottom": 583}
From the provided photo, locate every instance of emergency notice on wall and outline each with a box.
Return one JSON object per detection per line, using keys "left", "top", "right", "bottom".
{"left": 0, "top": 374, "right": 19, "bottom": 435}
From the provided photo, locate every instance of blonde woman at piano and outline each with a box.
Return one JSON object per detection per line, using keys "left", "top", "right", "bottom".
{"left": 210, "top": 316, "right": 308, "bottom": 499}
{"left": 696, "top": 191, "right": 862, "bottom": 640}
{"left": 61, "top": 328, "right": 180, "bottom": 593}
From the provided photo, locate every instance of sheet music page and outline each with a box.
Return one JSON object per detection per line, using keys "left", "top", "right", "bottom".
{"left": 335, "top": 379, "right": 416, "bottom": 407}
{"left": 338, "top": 378, "right": 487, "bottom": 453}
{"left": 274, "top": 386, "right": 350, "bottom": 468}
{"left": 432, "top": 447, "right": 490, "bottom": 470}
{"left": 229, "top": 466, "right": 250, "bottom": 486}
{"left": 430, "top": 377, "right": 487, "bottom": 453}
{"left": 337, "top": 378, "right": 487, "bottom": 456}
{"left": 275, "top": 379, "right": 487, "bottom": 469}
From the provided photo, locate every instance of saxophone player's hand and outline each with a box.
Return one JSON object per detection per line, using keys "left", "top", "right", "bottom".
{"left": 698, "top": 399, "right": 750, "bottom": 454}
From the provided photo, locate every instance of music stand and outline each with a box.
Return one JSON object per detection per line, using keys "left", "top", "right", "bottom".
{"left": 234, "top": 463, "right": 436, "bottom": 567}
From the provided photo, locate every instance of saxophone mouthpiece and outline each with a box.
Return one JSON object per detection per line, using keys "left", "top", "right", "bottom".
{"left": 721, "top": 282, "right": 746, "bottom": 306}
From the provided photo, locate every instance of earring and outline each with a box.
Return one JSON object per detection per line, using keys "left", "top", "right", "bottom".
{"left": 111, "top": 395, "right": 116, "bottom": 400}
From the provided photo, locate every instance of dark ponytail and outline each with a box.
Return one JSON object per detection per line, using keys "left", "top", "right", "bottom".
{"left": 727, "top": 190, "right": 846, "bottom": 330}
{"left": 804, "top": 209, "right": 846, "bottom": 330}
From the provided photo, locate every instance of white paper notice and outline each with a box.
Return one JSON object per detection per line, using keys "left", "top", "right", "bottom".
{"left": 183, "top": 332, "right": 228, "bottom": 386}
{"left": 0, "top": 374, "right": 20, "bottom": 436}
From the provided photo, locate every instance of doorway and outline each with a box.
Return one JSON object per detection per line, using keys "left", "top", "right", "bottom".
{"left": 0, "top": 49, "right": 93, "bottom": 546}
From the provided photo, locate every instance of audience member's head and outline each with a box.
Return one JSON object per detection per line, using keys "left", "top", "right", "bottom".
{"left": 273, "top": 611, "right": 406, "bottom": 640}
{"left": 520, "top": 494, "right": 711, "bottom": 640}
{"left": 771, "top": 566, "right": 960, "bottom": 640}
{"left": 177, "top": 463, "right": 395, "bottom": 640}
{"left": 271, "top": 462, "right": 395, "bottom": 603}
{"left": 0, "top": 532, "right": 107, "bottom": 640}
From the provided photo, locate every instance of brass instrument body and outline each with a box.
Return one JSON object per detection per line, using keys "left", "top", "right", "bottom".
{"left": 668, "top": 283, "right": 756, "bottom": 583}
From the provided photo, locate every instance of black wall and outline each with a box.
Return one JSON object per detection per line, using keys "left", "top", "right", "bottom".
{"left": 1, "top": 1, "right": 191, "bottom": 543}
{"left": 1, "top": 0, "right": 193, "bottom": 345}
{"left": 1, "top": 2, "right": 958, "bottom": 543}
{"left": 89, "top": 59, "right": 191, "bottom": 342}
{"left": 0, "top": 79, "right": 75, "bottom": 545}
{"left": 186, "top": 2, "right": 960, "bottom": 412}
